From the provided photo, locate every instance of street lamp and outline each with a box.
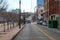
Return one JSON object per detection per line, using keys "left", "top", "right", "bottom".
{"left": 34, "top": 6, "right": 37, "bottom": 14}
{"left": 34, "top": 6, "right": 38, "bottom": 21}
{"left": 19, "top": 0, "right": 21, "bottom": 15}
{"left": 18, "top": 0, "right": 21, "bottom": 28}
{"left": 31, "top": 0, "right": 32, "bottom": 12}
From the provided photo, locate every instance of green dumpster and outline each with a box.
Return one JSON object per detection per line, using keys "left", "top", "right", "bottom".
{"left": 48, "top": 20, "right": 58, "bottom": 28}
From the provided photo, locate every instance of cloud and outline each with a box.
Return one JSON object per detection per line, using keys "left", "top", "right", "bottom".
{"left": 7, "top": 0, "right": 19, "bottom": 10}
{"left": 7, "top": 0, "right": 36, "bottom": 12}
{"left": 21, "top": 0, "right": 36, "bottom": 12}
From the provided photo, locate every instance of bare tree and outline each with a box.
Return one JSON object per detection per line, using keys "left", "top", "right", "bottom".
{"left": 0, "top": 0, "right": 8, "bottom": 12}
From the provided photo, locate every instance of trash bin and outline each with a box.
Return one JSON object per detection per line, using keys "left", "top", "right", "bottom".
{"left": 48, "top": 20, "right": 58, "bottom": 28}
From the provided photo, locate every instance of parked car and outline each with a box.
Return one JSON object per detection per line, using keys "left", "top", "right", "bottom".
{"left": 42, "top": 21, "right": 47, "bottom": 26}
{"left": 37, "top": 18, "right": 47, "bottom": 26}
{"left": 37, "top": 20, "right": 43, "bottom": 25}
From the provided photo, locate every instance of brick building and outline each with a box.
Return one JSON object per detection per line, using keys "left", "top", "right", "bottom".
{"left": 44, "top": 0, "right": 59, "bottom": 20}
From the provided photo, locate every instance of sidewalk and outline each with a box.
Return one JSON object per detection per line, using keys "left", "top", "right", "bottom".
{"left": 0, "top": 25, "right": 24, "bottom": 40}
{"left": 0, "top": 23, "right": 17, "bottom": 32}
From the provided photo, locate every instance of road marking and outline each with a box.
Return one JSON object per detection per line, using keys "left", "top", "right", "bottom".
{"left": 35, "top": 26, "right": 56, "bottom": 40}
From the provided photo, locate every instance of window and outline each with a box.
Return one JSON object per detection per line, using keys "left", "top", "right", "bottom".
{"left": 41, "top": 14, "right": 43, "bottom": 16}
{"left": 41, "top": 10, "right": 43, "bottom": 12}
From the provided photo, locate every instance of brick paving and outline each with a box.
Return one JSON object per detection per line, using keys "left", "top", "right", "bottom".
{"left": 0, "top": 23, "right": 24, "bottom": 40}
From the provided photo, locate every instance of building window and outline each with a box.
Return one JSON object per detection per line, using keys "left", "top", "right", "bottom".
{"left": 41, "top": 14, "right": 43, "bottom": 16}
{"left": 41, "top": 10, "right": 43, "bottom": 12}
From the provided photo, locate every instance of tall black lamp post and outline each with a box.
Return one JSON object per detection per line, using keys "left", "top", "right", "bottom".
{"left": 18, "top": 0, "right": 21, "bottom": 28}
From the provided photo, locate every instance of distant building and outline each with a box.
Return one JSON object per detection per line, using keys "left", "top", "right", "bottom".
{"left": 37, "top": 0, "right": 44, "bottom": 6}
{"left": 37, "top": 0, "right": 40, "bottom": 5}
{"left": 36, "top": 0, "right": 44, "bottom": 20}
{"left": 11, "top": 9, "right": 20, "bottom": 13}
{"left": 37, "top": 5, "right": 44, "bottom": 19}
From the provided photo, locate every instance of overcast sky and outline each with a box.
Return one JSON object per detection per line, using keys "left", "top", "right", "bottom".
{"left": 7, "top": 0, "right": 44, "bottom": 12}
{"left": 7, "top": 0, "right": 19, "bottom": 10}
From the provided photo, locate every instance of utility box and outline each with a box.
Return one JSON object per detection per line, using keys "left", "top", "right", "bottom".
{"left": 48, "top": 20, "right": 58, "bottom": 28}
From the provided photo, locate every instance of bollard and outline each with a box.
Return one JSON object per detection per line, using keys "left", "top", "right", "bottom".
{"left": 7, "top": 22, "right": 9, "bottom": 30}
{"left": 4, "top": 22, "right": 5, "bottom": 32}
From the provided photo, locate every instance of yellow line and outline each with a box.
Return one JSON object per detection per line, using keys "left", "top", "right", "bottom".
{"left": 36, "top": 26, "right": 56, "bottom": 40}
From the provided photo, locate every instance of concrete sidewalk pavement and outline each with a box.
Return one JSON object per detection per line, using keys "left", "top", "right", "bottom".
{"left": 0, "top": 25, "right": 24, "bottom": 40}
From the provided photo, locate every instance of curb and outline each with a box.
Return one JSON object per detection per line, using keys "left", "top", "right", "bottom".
{"left": 11, "top": 25, "right": 25, "bottom": 40}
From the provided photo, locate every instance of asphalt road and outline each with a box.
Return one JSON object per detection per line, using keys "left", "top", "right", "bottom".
{"left": 13, "top": 24, "right": 50, "bottom": 40}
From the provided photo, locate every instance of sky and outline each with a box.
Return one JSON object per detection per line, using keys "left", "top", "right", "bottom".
{"left": 7, "top": 0, "right": 44, "bottom": 12}
{"left": 7, "top": 0, "right": 19, "bottom": 11}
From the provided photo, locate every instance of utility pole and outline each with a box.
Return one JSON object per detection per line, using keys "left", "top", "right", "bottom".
{"left": 18, "top": 0, "right": 21, "bottom": 28}
{"left": 34, "top": 6, "right": 36, "bottom": 15}
{"left": 31, "top": 0, "right": 32, "bottom": 12}
{"left": 19, "top": 0, "right": 21, "bottom": 15}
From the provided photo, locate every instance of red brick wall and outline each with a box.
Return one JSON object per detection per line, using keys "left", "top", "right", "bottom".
{"left": 44, "top": 0, "right": 48, "bottom": 10}
{"left": 44, "top": 0, "right": 59, "bottom": 17}
{"left": 49, "top": 0, "right": 59, "bottom": 16}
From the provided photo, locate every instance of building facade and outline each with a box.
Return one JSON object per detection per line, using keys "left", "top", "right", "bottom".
{"left": 37, "top": 6, "right": 44, "bottom": 19}
{"left": 36, "top": 0, "right": 44, "bottom": 20}
{"left": 44, "top": 0, "right": 59, "bottom": 20}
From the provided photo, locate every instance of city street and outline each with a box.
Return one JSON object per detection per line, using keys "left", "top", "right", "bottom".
{"left": 13, "top": 23, "right": 57, "bottom": 40}
{"left": 0, "top": 0, "right": 60, "bottom": 40}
